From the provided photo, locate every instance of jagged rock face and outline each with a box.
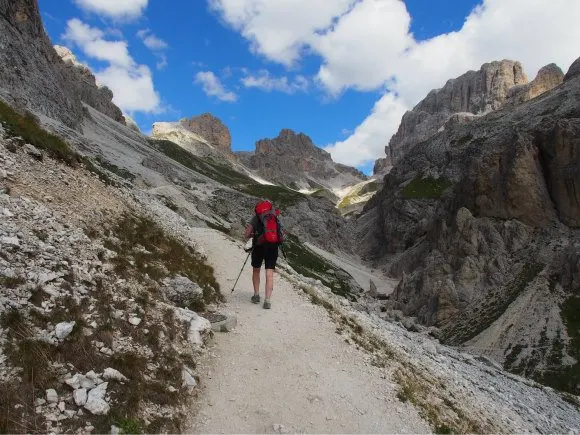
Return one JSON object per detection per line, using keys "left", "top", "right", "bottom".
{"left": 373, "top": 155, "right": 392, "bottom": 176}
{"left": 0, "top": 0, "right": 125, "bottom": 129}
{"left": 237, "top": 129, "right": 366, "bottom": 190}
{"left": 0, "top": 0, "right": 84, "bottom": 128}
{"left": 389, "top": 60, "right": 529, "bottom": 163}
{"left": 506, "top": 63, "right": 564, "bottom": 106}
{"left": 358, "top": 57, "right": 580, "bottom": 388}
{"left": 565, "top": 57, "right": 580, "bottom": 81}
{"left": 180, "top": 113, "right": 231, "bottom": 153}
{"left": 54, "top": 46, "right": 125, "bottom": 124}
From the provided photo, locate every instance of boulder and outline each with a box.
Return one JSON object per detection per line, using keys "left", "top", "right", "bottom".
{"left": 55, "top": 321, "right": 76, "bottom": 340}
{"left": 84, "top": 383, "right": 109, "bottom": 415}
{"left": 162, "top": 275, "right": 204, "bottom": 309}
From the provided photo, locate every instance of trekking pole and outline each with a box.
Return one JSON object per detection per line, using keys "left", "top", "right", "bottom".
{"left": 231, "top": 250, "right": 251, "bottom": 293}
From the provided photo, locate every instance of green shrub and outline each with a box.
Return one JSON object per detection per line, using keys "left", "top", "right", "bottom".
{"left": 283, "top": 233, "right": 356, "bottom": 300}
{"left": 402, "top": 176, "right": 452, "bottom": 199}
{"left": 105, "top": 214, "right": 223, "bottom": 306}
{"left": 0, "top": 99, "right": 77, "bottom": 164}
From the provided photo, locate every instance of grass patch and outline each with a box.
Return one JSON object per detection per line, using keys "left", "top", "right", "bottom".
{"left": 148, "top": 139, "right": 253, "bottom": 186}
{"left": 148, "top": 138, "right": 307, "bottom": 207}
{"left": 337, "top": 180, "right": 380, "bottom": 209}
{"left": 0, "top": 99, "right": 76, "bottom": 164}
{"left": 115, "top": 418, "right": 144, "bottom": 434}
{"left": 283, "top": 233, "right": 357, "bottom": 300}
{"left": 238, "top": 184, "right": 306, "bottom": 208}
{"left": 393, "top": 368, "right": 482, "bottom": 433}
{"left": 0, "top": 275, "right": 26, "bottom": 289}
{"left": 402, "top": 176, "right": 452, "bottom": 199}
{"left": 104, "top": 213, "right": 223, "bottom": 308}
{"left": 95, "top": 156, "right": 135, "bottom": 182}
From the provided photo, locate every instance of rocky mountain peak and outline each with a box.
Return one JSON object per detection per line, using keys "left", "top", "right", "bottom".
{"left": 564, "top": 57, "right": 580, "bottom": 81}
{"left": 237, "top": 129, "right": 365, "bottom": 191}
{"left": 506, "top": 63, "right": 564, "bottom": 106}
{"left": 179, "top": 113, "right": 231, "bottom": 153}
{"left": 388, "top": 59, "right": 531, "bottom": 163}
{"left": 255, "top": 129, "right": 325, "bottom": 156}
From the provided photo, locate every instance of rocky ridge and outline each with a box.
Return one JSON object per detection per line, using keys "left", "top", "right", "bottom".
{"left": 358, "top": 57, "right": 580, "bottom": 394}
{"left": 53, "top": 46, "right": 125, "bottom": 125}
{"left": 237, "top": 128, "right": 367, "bottom": 193}
{"left": 0, "top": 1, "right": 124, "bottom": 129}
{"left": 387, "top": 60, "right": 563, "bottom": 164}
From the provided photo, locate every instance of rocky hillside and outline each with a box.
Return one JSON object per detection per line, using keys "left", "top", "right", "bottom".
{"left": 387, "top": 60, "right": 563, "bottom": 164}
{"left": 0, "top": 0, "right": 124, "bottom": 130}
{"left": 358, "top": 57, "right": 580, "bottom": 394}
{"left": 237, "top": 129, "right": 367, "bottom": 194}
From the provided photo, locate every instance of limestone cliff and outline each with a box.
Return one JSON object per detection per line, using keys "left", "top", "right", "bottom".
{"left": 358, "top": 57, "right": 580, "bottom": 394}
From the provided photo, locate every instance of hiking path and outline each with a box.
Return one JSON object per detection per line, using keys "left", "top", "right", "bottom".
{"left": 186, "top": 228, "right": 429, "bottom": 434}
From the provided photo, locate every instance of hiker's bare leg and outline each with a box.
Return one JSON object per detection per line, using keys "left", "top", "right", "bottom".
{"left": 265, "top": 269, "right": 274, "bottom": 299}
{"left": 252, "top": 268, "right": 261, "bottom": 295}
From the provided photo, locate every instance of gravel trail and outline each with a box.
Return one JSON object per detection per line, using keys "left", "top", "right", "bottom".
{"left": 186, "top": 228, "right": 429, "bottom": 434}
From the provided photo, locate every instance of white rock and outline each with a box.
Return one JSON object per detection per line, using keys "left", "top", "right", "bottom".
{"left": 46, "top": 389, "right": 58, "bottom": 403}
{"left": 175, "top": 308, "right": 211, "bottom": 345}
{"left": 182, "top": 366, "right": 197, "bottom": 388}
{"left": 73, "top": 388, "right": 87, "bottom": 406}
{"left": 110, "top": 425, "right": 121, "bottom": 435}
{"left": 55, "top": 321, "right": 76, "bottom": 340}
{"left": 58, "top": 401, "right": 66, "bottom": 412}
{"left": 65, "top": 374, "right": 81, "bottom": 389}
{"left": 0, "top": 236, "right": 19, "bottom": 248}
{"left": 128, "top": 317, "right": 141, "bottom": 326}
{"left": 103, "top": 367, "right": 128, "bottom": 382}
{"left": 422, "top": 341, "right": 438, "bottom": 355}
{"left": 2, "top": 208, "right": 13, "bottom": 217}
{"left": 84, "top": 383, "right": 109, "bottom": 415}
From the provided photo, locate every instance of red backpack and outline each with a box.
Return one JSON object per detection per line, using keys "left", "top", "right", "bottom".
{"left": 254, "top": 201, "right": 283, "bottom": 245}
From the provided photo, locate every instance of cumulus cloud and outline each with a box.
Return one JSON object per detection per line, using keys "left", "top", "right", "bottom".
{"left": 62, "top": 19, "right": 161, "bottom": 113}
{"left": 73, "top": 0, "right": 148, "bottom": 19}
{"left": 324, "top": 93, "right": 408, "bottom": 167}
{"left": 137, "top": 29, "right": 169, "bottom": 70}
{"left": 241, "top": 70, "right": 309, "bottom": 94}
{"left": 212, "top": 0, "right": 580, "bottom": 166}
{"left": 195, "top": 71, "right": 238, "bottom": 102}
{"left": 208, "top": 0, "right": 354, "bottom": 66}
{"left": 137, "top": 29, "right": 168, "bottom": 50}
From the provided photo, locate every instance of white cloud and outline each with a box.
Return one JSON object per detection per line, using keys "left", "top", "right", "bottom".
{"left": 137, "top": 29, "right": 169, "bottom": 70}
{"left": 195, "top": 71, "right": 238, "bottom": 102}
{"left": 324, "top": 93, "right": 408, "bottom": 167}
{"left": 156, "top": 54, "right": 168, "bottom": 71}
{"left": 212, "top": 0, "right": 580, "bottom": 167}
{"left": 97, "top": 65, "right": 160, "bottom": 112}
{"left": 137, "top": 29, "right": 168, "bottom": 51}
{"left": 73, "top": 0, "right": 148, "bottom": 19}
{"left": 62, "top": 19, "right": 160, "bottom": 113}
{"left": 209, "top": 0, "right": 355, "bottom": 66}
{"left": 241, "top": 70, "right": 309, "bottom": 94}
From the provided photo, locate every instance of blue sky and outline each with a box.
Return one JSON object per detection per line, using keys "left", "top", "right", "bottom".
{"left": 38, "top": 0, "right": 580, "bottom": 173}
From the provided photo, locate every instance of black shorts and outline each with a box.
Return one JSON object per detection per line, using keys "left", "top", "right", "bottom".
{"left": 251, "top": 244, "right": 279, "bottom": 270}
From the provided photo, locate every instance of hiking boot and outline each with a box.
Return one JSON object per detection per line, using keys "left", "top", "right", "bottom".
{"left": 263, "top": 300, "right": 271, "bottom": 309}
{"left": 251, "top": 294, "right": 260, "bottom": 304}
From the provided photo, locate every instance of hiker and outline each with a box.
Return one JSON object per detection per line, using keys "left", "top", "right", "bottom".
{"left": 244, "top": 200, "right": 284, "bottom": 309}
